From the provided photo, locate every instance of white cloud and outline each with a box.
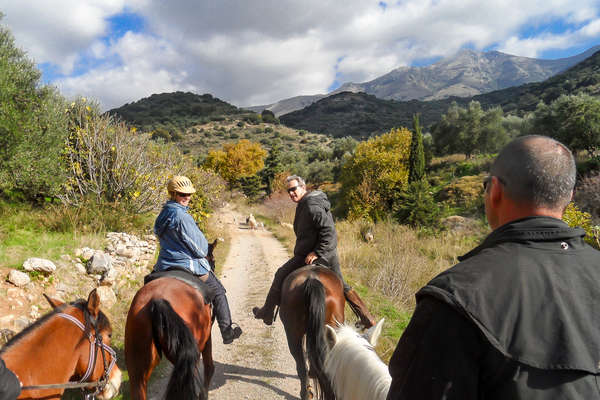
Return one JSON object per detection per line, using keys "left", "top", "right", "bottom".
{"left": 3, "top": 0, "right": 600, "bottom": 109}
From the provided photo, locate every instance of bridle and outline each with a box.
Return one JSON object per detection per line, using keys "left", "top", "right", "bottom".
{"left": 20, "top": 311, "right": 117, "bottom": 399}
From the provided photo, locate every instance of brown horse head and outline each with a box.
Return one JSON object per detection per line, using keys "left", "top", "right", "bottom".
{"left": 1, "top": 289, "right": 122, "bottom": 400}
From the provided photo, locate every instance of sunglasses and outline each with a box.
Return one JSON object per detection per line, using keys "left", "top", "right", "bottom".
{"left": 287, "top": 186, "right": 299, "bottom": 193}
{"left": 483, "top": 176, "right": 505, "bottom": 190}
{"left": 176, "top": 192, "right": 192, "bottom": 197}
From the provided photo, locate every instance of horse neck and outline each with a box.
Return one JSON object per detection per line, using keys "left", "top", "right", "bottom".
{"left": 2, "top": 310, "right": 86, "bottom": 386}
{"left": 325, "top": 331, "right": 391, "bottom": 400}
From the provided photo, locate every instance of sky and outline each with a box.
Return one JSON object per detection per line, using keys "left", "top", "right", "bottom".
{"left": 2, "top": 0, "right": 600, "bottom": 111}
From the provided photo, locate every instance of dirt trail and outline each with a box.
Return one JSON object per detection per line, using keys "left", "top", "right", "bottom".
{"left": 149, "top": 204, "right": 300, "bottom": 399}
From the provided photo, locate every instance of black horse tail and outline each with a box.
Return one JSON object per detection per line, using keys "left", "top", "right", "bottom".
{"left": 304, "top": 276, "right": 335, "bottom": 399}
{"left": 149, "top": 298, "right": 206, "bottom": 400}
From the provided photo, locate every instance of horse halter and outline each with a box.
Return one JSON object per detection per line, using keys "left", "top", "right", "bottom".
{"left": 56, "top": 312, "right": 117, "bottom": 384}
{"left": 20, "top": 311, "right": 117, "bottom": 398}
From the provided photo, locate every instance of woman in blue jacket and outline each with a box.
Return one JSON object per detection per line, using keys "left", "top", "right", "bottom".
{"left": 154, "top": 176, "right": 242, "bottom": 344}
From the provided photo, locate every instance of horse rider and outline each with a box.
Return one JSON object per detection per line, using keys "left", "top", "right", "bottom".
{"left": 154, "top": 175, "right": 242, "bottom": 344}
{"left": 387, "top": 135, "right": 600, "bottom": 399}
{"left": 0, "top": 358, "right": 20, "bottom": 400}
{"left": 253, "top": 175, "right": 376, "bottom": 328}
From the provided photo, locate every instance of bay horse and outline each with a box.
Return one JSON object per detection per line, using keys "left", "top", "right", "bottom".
{"left": 124, "top": 239, "right": 220, "bottom": 400}
{"left": 0, "top": 288, "right": 122, "bottom": 400}
{"left": 324, "top": 319, "right": 390, "bottom": 400}
{"left": 278, "top": 264, "right": 346, "bottom": 400}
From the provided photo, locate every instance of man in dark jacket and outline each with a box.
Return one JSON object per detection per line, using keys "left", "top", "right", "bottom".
{"left": 253, "top": 175, "right": 376, "bottom": 328}
{"left": 0, "top": 358, "right": 20, "bottom": 400}
{"left": 387, "top": 135, "right": 600, "bottom": 399}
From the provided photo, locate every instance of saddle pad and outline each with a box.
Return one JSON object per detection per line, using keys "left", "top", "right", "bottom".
{"left": 144, "top": 267, "right": 215, "bottom": 304}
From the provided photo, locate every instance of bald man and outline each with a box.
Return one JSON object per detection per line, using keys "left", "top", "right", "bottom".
{"left": 387, "top": 136, "right": 600, "bottom": 400}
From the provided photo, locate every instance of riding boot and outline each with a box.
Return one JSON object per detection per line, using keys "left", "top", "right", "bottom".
{"left": 344, "top": 289, "right": 376, "bottom": 329}
{"left": 252, "top": 287, "right": 280, "bottom": 326}
{"left": 213, "top": 290, "right": 242, "bottom": 344}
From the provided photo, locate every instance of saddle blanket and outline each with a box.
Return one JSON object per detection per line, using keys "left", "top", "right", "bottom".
{"left": 144, "top": 267, "right": 215, "bottom": 304}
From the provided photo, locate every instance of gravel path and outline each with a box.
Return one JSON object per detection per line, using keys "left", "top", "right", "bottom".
{"left": 149, "top": 205, "right": 301, "bottom": 399}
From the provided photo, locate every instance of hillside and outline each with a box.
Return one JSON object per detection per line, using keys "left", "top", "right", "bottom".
{"left": 254, "top": 46, "right": 600, "bottom": 116}
{"left": 281, "top": 49, "right": 600, "bottom": 137}
{"left": 107, "top": 91, "right": 249, "bottom": 132}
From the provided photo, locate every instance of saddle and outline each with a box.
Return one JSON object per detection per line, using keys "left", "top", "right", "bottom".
{"left": 144, "top": 267, "right": 215, "bottom": 305}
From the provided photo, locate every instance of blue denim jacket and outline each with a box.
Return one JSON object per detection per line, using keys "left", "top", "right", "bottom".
{"left": 153, "top": 200, "right": 211, "bottom": 275}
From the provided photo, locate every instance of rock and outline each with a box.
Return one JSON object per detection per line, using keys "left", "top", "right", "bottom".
{"left": 74, "top": 262, "right": 87, "bottom": 273}
{"left": 7, "top": 270, "right": 30, "bottom": 287}
{"left": 280, "top": 222, "right": 293, "bottom": 230}
{"left": 441, "top": 215, "right": 479, "bottom": 232}
{"left": 363, "top": 231, "right": 374, "bottom": 242}
{"left": 14, "top": 316, "right": 30, "bottom": 331}
{"left": 96, "top": 286, "right": 117, "bottom": 309}
{"left": 0, "top": 329, "right": 15, "bottom": 346}
{"left": 29, "top": 305, "right": 40, "bottom": 319}
{"left": 0, "top": 315, "right": 15, "bottom": 329}
{"left": 100, "top": 268, "right": 118, "bottom": 286}
{"left": 80, "top": 247, "right": 96, "bottom": 261}
{"left": 22, "top": 258, "right": 56, "bottom": 273}
{"left": 87, "top": 252, "right": 112, "bottom": 274}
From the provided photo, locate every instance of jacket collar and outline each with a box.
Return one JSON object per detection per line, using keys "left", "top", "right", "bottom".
{"left": 459, "top": 216, "right": 586, "bottom": 261}
{"left": 166, "top": 200, "right": 189, "bottom": 210}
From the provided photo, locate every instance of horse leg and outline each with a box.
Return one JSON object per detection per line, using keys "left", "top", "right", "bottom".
{"left": 126, "top": 330, "right": 160, "bottom": 400}
{"left": 286, "top": 331, "right": 311, "bottom": 400}
{"left": 201, "top": 336, "right": 214, "bottom": 395}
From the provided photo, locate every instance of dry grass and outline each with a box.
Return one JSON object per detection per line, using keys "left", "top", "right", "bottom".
{"left": 337, "top": 219, "right": 485, "bottom": 311}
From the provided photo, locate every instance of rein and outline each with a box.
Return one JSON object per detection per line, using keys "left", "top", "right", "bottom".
{"left": 20, "top": 312, "right": 117, "bottom": 396}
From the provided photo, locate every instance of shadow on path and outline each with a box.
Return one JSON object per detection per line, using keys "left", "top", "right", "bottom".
{"left": 209, "top": 360, "right": 298, "bottom": 399}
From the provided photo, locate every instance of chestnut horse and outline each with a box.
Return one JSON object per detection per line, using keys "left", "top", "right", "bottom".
{"left": 0, "top": 289, "right": 122, "bottom": 400}
{"left": 124, "top": 240, "right": 219, "bottom": 400}
{"left": 279, "top": 265, "right": 346, "bottom": 400}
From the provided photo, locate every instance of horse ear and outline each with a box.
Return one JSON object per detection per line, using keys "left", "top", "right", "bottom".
{"left": 44, "top": 293, "right": 64, "bottom": 309}
{"left": 86, "top": 288, "right": 101, "bottom": 319}
{"left": 211, "top": 239, "right": 219, "bottom": 248}
{"left": 325, "top": 324, "right": 337, "bottom": 349}
{"left": 364, "top": 318, "right": 385, "bottom": 347}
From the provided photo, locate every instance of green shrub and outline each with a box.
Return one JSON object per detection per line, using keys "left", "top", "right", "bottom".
{"left": 393, "top": 180, "right": 440, "bottom": 227}
{"left": 563, "top": 203, "right": 600, "bottom": 249}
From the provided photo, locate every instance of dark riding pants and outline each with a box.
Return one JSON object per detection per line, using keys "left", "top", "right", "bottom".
{"left": 0, "top": 358, "right": 20, "bottom": 400}
{"left": 203, "top": 271, "right": 233, "bottom": 334}
{"left": 268, "top": 254, "right": 351, "bottom": 305}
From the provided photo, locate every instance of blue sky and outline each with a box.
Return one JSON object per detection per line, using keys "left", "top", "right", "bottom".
{"left": 2, "top": 0, "right": 599, "bottom": 110}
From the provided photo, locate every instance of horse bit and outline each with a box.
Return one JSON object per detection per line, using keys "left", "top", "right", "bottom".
{"left": 20, "top": 312, "right": 117, "bottom": 400}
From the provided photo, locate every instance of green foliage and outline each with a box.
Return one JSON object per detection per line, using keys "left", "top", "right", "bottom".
{"left": 393, "top": 180, "right": 440, "bottom": 227}
{"left": 261, "top": 109, "right": 277, "bottom": 124}
{"left": 338, "top": 127, "right": 412, "bottom": 220}
{"left": 62, "top": 98, "right": 185, "bottom": 213}
{"left": 331, "top": 136, "right": 357, "bottom": 159}
{"left": 186, "top": 169, "right": 227, "bottom": 227}
{"left": 108, "top": 92, "right": 245, "bottom": 134}
{"left": 239, "top": 175, "right": 263, "bottom": 201}
{"left": 261, "top": 143, "right": 284, "bottom": 196}
{"left": 306, "top": 160, "right": 335, "bottom": 186}
{"left": 563, "top": 203, "right": 600, "bottom": 249}
{"left": 432, "top": 101, "right": 509, "bottom": 157}
{"left": 528, "top": 93, "right": 600, "bottom": 156}
{"left": 408, "top": 114, "right": 425, "bottom": 182}
{"left": 0, "top": 18, "right": 69, "bottom": 200}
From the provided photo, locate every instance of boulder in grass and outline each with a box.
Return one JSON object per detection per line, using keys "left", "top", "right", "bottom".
{"left": 7, "top": 270, "right": 30, "bottom": 287}
{"left": 22, "top": 258, "right": 56, "bottom": 274}
{"left": 96, "top": 286, "right": 117, "bottom": 309}
{"left": 86, "top": 252, "right": 112, "bottom": 275}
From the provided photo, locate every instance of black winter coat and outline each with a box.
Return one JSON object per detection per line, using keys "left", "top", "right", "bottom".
{"left": 293, "top": 191, "right": 337, "bottom": 262}
{"left": 0, "top": 358, "right": 20, "bottom": 400}
{"left": 387, "top": 216, "right": 600, "bottom": 400}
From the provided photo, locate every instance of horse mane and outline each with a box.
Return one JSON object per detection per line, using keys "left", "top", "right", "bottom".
{"left": 324, "top": 324, "right": 391, "bottom": 400}
{"left": 0, "top": 298, "right": 111, "bottom": 353}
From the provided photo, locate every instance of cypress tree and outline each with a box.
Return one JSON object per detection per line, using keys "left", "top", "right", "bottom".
{"left": 408, "top": 114, "right": 425, "bottom": 182}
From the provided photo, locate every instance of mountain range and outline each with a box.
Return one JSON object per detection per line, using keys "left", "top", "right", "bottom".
{"left": 279, "top": 48, "right": 600, "bottom": 138}
{"left": 250, "top": 45, "right": 600, "bottom": 116}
